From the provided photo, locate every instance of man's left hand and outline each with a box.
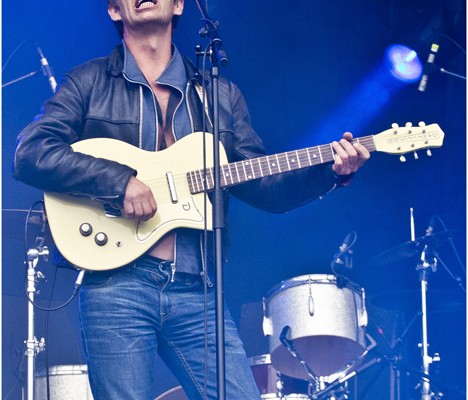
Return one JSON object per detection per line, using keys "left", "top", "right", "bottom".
{"left": 332, "top": 132, "right": 370, "bottom": 176}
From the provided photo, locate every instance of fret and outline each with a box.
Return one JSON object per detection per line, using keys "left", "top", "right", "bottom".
{"left": 223, "top": 165, "right": 234, "bottom": 186}
{"left": 195, "top": 170, "right": 204, "bottom": 192}
{"left": 295, "top": 150, "right": 302, "bottom": 169}
{"left": 317, "top": 146, "right": 324, "bottom": 163}
{"left": 220, "top": 166, "right": 227, "bottom": 187}
{"left": 257, "top": 158, "right": 264, "bottom": 177}
{"left": 307, "top": 147, "right": 320, "bottom": 165}
{"left": 187, "top": 134, "right": 380, "bottom": 194}
{"left": 229, "top": 164, "right": 237, "bottom": 184}
{"left": 191, "top": 170, "right": 200, "bottom": 193}
{"left": 208, "top": 168, "right": 215, "bottom": 190}
{"left": 244, "top": 160, "right": 255, "bottom": 180}
{"left": 234, "top": 161, "right": 241, "bottom": 184}
{"left": 187, "top": 171, "right": 194, "bottom": 193}
{"left": 284, "top": 152, "right": 291, "bottom": 171}
{"left": 265, "top": 155, "right": 272, "bottom": 175}
{"left": 275, "top": 154, "right": 282, "bottom": 172}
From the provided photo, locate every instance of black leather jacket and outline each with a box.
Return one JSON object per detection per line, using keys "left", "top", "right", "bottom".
{"left": 14, "top": 44, "right": 340, "bottom": 212}
{"left": 14, "top": 45, "right": 343, "bottom": 274}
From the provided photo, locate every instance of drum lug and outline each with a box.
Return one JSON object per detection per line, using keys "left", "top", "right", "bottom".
{"left": 358, "top": 288, "right": 368, "bottom": 327}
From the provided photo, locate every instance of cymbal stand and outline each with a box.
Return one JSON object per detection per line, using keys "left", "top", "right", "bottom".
{"left": 416, "top": 243, "right": 440, "bottom": 400}
{"left": 24, "top": 244, "right": 49, "bottom": 400}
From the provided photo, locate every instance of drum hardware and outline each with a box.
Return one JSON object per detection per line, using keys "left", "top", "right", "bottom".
{"left": 25, "top": 239, "right": 49, "bottom": 400}
{"left": 279, "top": 326, "right": 318, "bottom": 391}
{"left": 368, "top": 210, "right": 464, "bottom": 400}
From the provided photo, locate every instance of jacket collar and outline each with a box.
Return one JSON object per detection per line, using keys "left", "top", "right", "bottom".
{"left": 107, "top": 43, "right": 203, "bottom": 86}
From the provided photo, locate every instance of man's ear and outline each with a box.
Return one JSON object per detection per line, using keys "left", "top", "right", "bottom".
{"left": 108, "top": 4, "right": 122, "bottom": 22}
{"left": 174, "top": 0, "right": 184, "bottom": 16}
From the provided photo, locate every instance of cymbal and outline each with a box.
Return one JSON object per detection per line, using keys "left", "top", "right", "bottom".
{"left": 369, "top": 230, "right": 456, "bottom": 266}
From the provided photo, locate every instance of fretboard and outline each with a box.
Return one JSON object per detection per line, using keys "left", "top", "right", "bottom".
{"left": 187, "top": 136, "right": 376, "bottom": 194}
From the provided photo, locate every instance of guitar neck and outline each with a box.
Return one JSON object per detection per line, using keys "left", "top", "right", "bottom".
{"left": 187, "top": 135, "right": 376, "bottom": 194}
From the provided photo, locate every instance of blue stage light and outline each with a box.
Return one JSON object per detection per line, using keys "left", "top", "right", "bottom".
{"left": 386, "top": 44, "right": 423, "bottom": 82}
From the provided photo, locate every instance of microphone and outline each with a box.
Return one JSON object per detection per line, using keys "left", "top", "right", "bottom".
{"left": 331, "top": 231, "right": 356, "bottom": 270}
{"left": 425, "top": 215, "right": 437, "bottom": 236}
{"left": 418, "top": 43, "right": 439, "bottom": 92}
{"left": 36, "top": 46, "right": 57, "bottom": 93}
{"left": 333, "top": 232, "right": 355, "bottom": 259}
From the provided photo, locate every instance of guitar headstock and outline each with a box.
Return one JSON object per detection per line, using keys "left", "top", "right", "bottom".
{"left": 373, "top": 122, "right": 445, "bottom": 161}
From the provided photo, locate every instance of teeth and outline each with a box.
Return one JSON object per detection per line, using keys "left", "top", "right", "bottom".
{"left": 136, "top": 0, "right": 155, "bottom": 8}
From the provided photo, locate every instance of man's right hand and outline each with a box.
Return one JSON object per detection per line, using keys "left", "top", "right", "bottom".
{"left": 123, "top": 176, "right": 157, "bottom": 220}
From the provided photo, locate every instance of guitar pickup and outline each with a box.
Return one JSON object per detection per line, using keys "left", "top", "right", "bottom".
{"left": 166, "top": 172, "right": 178, "bottom": 204}
{"left": 103, "top": 204, "right": 122, "bottom": 217}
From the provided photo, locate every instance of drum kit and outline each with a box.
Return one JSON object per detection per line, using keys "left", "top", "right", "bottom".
{"left": 7, "top": 206, "right": 463, "bottom": 400}
{"left": 157, "top": 222, "right": 464, "bottom": 400}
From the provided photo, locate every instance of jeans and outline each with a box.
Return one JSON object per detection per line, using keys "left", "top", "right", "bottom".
{"left": 79, "top": 256, "right": 261, "bottom": 400}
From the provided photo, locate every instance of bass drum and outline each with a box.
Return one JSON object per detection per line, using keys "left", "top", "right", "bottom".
{"left": 35, "top": 365, "right": 93, "bottom": 400}
{"left": 263, "top": 274, "right": 367, "bottom": 379}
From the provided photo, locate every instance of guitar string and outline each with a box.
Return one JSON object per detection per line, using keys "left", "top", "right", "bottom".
{"left": 137, "top": 136, "right": 378, "bottom": 192}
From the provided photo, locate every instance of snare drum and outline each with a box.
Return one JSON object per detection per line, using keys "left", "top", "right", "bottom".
{"left": 263, "top": 274, "right": 367, "bottom": 379}
{"left": 35, "top": 365, "right": 93, "bottom": 400}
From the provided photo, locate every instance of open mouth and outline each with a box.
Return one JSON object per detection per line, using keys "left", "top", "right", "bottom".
{"left": 135, "top": 0, "right": 157, "bottom": 9}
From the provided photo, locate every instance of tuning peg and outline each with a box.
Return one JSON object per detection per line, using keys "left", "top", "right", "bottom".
{"left": 405, "top": 122, "right": 413, "bottom": 133}
{"left": 392, "top": 123, "right": 399, "bottom": 134}
{"left": 418, "top": 121, "right": 426, "bottom": 133}
{"left": 427, "top": 149, "right": 432, "bottom": 157}
{"left": 400, "top": 155, "right": 406, "bottom": 162}
{"left": 413, "top": 151, "right": 419, "bottom": 160}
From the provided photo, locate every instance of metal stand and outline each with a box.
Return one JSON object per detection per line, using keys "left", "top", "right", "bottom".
{"left": 192, "top": 2, "right": 229, "bottom": 399}
{"left": 409, "top": 208, "right": 441, "bottom": 399}
{"left": 416, "top": 244, "right": 440, "bottom": 400}
{"left": 24, "top": 245, "right": 49, "bottom": 400}
{"left": 2, "top": 70, "right": 39, "bottom": 89}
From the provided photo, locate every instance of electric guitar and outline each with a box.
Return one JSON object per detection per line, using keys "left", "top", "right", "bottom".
{"left": 43, "top": 122, "right": 444, "bottom": 271}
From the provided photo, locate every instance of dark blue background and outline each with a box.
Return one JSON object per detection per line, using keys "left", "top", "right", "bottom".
{"left": 2, "top": 1, "right": 466, "bottom": 399}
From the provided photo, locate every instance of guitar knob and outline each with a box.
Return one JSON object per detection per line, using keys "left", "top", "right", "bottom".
{"left": 79, "top": 223, "right": 93, "bottom": 237}
{"left": 94, "top": 232, "right": 108, "bottom": 246}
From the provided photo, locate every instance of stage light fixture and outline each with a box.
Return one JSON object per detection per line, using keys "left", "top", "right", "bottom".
{"left": 385, "top": 44, "right": 423, "bottom": 82}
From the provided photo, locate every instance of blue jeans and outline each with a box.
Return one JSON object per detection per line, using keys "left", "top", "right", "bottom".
{"left": 79, "top": 256, "right": 261, "bottom": 400}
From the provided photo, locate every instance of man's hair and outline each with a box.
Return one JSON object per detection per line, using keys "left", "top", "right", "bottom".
{"left": 107, "top": 0, "right": 181, "bottom": 38}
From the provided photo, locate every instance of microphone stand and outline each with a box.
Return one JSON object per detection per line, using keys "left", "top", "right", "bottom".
{"left": 2, "top": 70, "right": 39, "bottom": 88}
{"left": 192, "top": 2, "right": 229, "bottom": 399}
